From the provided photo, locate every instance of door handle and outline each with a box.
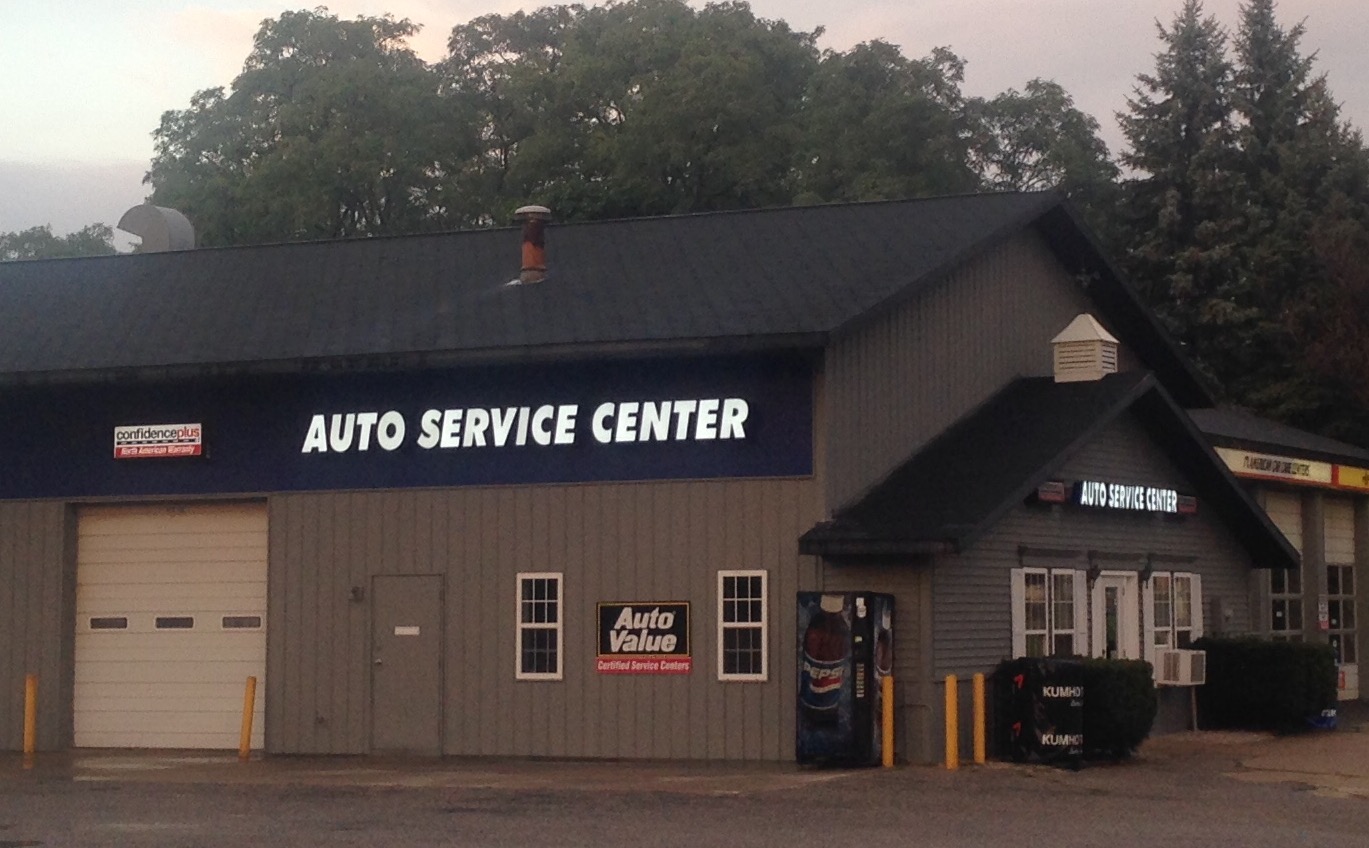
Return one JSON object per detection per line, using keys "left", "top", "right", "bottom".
{"left": 373, "top": 658, "right": 383, "bottom": 666}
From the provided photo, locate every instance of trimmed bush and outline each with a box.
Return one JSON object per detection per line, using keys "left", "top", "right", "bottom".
{"left": 1078, "top": 658, "right": 1157, "bottom": 759}
{"left": 1194, "top": 637, "right": 1337, "bottom": 731}
{"left": 992, "top": 657, "right": 1156, "bottom": 761}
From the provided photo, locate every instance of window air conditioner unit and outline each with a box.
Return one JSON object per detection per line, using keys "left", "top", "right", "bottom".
{"left": 1155, "top": 649, "right": 1207, "bottom": 686}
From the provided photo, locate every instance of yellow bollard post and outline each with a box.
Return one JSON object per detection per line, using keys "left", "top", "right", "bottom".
{"left": 23, "top": 674, "right": 37, "bottom": 770}
{"left": 944, "top": 674, "right": 959, "bottom": 770}
{"left": 972, "top": 673, "right": 986, "bottom": 765}
{"left": 239, "top": 676, "right": 257, "bottom": 763}
{"left": 881, "top": 675, "right": 895, "bottom": 768}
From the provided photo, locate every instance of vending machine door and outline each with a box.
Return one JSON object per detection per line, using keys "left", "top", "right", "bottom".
{"left": 796, "top": 592, "right": 894, "bottom": 765}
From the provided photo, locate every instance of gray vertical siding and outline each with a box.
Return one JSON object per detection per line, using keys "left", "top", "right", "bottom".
{"left": 0, "top": 502, "right": 73, "bottom": 751}
{"left": 267, "top": 477, "right": 821, "bottom": 760}
{"left": 821, "top": 560, "right": 935, "bottom": 763}
{"left": 824, "top": 233, "right": 1107, "bottom": 510}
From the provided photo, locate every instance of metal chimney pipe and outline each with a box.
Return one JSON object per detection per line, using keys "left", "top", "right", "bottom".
{"left": 513, "top": 205, "right": 552, "bottom": 284}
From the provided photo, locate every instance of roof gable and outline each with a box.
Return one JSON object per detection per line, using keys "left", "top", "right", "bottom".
{"left": 800, "top": 373, "right": 1297, "bottom": 570}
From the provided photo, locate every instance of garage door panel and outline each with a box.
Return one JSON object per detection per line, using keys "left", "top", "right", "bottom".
{"left": 74, "top": 717, "right": 263, "bottom": 749}
{"left": 77, "top": 561, "right": 266, "bottom": 587}
{"left": 80, "top": 504, "right": 267, "bottom": 533}
{"left": 78, "top": 533, "right": 268, "bottom": 558}
{"left": 75, "top": 682, "right": 262, "bottom": 705}
{"left": 75, "top": 503, "right": 267, "bottom": 750}
{"left": 76, "top": 657, "right": 265, "bottom": 683}
{"left": 77, "top": 637, "right": 265, "bottom": 661}
{"left": 77, "top": 596, "right": 267, "bottom": 617}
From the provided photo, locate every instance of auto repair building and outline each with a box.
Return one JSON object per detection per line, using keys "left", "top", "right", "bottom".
{"left": 0, "top": 192, "right": 1315, "bottom": 763}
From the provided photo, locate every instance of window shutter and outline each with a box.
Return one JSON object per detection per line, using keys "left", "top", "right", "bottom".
{"left": 1142, "top": 577, "right": 1156, "bottom": 666}
{"left": 1190, "top": 573, "right": 1204, "bottom": 638}
{"left": 1010, "top": 568, "right": 1026, "bottom": 658}
{"left": 1073, "top": 570, "right": 1090, "bottom": 657}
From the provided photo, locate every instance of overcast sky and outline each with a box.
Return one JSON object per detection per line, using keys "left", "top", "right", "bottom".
{"left": 3, "top": 0, "right": 1367, "bottom": 241}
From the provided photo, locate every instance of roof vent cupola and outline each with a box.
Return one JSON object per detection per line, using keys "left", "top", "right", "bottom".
{"left": 1051, "top": 314, "right": 1119, "bottom": 383}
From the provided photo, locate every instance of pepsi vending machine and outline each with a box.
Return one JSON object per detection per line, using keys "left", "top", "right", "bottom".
{"left": 796, "top": 591, "right": 894, "bottom": 765}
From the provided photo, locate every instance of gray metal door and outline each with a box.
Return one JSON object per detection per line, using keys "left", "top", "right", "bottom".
{"left": 370, "top": 574, "right": 443, "bottom": 755}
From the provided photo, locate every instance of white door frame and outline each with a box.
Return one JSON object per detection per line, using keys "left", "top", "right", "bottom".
{"left": 1091, "top": 571, "right": 1141, "bottom": 660}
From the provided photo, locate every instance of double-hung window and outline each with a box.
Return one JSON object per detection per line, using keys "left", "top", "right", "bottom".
{"left": 516, "top": 572, "right": 562, "bottom": 680}
{"left": 1011, "top": 568, "right": 1088, "bottom": 658}
{"left": 718, "top": 570, "right": 767, "bottom": 681}
{"left": 1145, "top": 571, "right": 1203, "bottom": 659}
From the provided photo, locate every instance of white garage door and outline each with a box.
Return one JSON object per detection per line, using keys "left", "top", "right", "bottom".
{"left": 75, "top": 503, "right": 267, "bottom": 749}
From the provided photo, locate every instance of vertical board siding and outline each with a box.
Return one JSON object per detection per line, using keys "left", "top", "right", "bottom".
{"left": 824, "top": 233, "right": 1103, "bottom": 511}
{"left": 268, "top": 476, "right": 820, "bottom": 760}
{"left": 933, "top": 413, "right": 1265, "bottom": 681}
{"left": 0, "top": 502, "right": 72, "bottom": 751}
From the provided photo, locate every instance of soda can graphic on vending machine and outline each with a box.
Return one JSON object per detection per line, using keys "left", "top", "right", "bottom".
{"left": 797, "top": 591, "right": 894, "bottom": 765}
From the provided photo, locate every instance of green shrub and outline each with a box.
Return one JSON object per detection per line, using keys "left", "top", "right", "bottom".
{"left": 1194, "top": 637, "right": 1337, "bottom": 731}
{"left": 991, "top": 657, "right": 1156, "bottom": 762}
{"left": 1078, "top": 658, "right": 1157, "bottom": 759}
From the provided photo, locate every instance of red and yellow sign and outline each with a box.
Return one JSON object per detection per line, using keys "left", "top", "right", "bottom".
{"left": 1334, "top": 465, "right": 1369, "bottom": 493}
{"left": 1215, "top": 448, "right": 1331, "bottom": 485}
{"left": 1218, "top": 448, "right": 1369, "bottom": 493}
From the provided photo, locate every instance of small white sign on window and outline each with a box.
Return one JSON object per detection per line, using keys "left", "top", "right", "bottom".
{"left": 394, "top": 625, "right": 421, "bottom": 637}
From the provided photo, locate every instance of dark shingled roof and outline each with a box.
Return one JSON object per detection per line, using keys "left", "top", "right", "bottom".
{"left": 1188, "top": 407, "right": 1369, "bottom": 465}
{"left": 0, "top": 192, "right": 1211, "bottom": 404}
{"left": 800, "top": 373, "right": 1298, "bottom": 570}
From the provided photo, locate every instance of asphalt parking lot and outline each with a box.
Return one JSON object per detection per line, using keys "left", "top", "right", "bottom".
{"left": 4, "top": 717, "right": 1369, "bottom": 847}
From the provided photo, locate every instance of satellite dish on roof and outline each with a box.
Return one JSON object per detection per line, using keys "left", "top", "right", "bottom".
{"left": 117, "top": 204, "right": 195, "bottom": 252}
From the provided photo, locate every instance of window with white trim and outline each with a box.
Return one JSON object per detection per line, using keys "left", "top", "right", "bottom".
{"left": 516, "top": 572, "right": 562, "bottom": 680}
{"left": 1146, "top": 571, "right": 1202, "bottom": 654}
{"left": 718, "top": 570, "right": 767, "bottom": 681}
{"left": 1011, "top": 568, "right": 1088, "bottom": 658}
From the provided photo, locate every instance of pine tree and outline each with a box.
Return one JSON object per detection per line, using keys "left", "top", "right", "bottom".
{"left": 1118, "top": 1, "right": 1247, "bottom": 387}
{"left": 1228, "top": 0, "right": 1369, "bottom": 429}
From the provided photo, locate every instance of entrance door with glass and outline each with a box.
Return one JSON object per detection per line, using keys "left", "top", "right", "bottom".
{"left": 1091, "top": 572, "right": 1140, "bottom": 660}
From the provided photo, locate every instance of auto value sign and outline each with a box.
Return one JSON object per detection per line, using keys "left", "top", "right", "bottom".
{"left": 113, "top": 423, "right": 203, "bottom": 459}
{"left": 596, "top": 602, "right": 691, "bottom": 674}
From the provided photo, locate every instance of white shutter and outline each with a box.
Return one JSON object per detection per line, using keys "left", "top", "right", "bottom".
{"left": 1010, "top": 568, "right": 1026, "bottom": 658}
{"left": 1142, "top": 577, "right": 1156, "bottom": 666}
{"left": 1073, "top": 570, "right": 1090, "bottom": 657}
{"left": 1190, "top": 573, "right": 1204, "bottom": 638}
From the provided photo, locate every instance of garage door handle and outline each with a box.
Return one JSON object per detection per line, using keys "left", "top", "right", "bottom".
{"left": 373, "top": 658, "right": 383, "bottom": 666}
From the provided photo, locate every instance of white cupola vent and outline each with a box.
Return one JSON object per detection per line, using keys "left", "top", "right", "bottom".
{"left": 1051, "top": 314, "right": 1119, "bottom": 383}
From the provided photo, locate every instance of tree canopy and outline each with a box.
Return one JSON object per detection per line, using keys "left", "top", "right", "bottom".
{"left": 146, "top": 1, "right": 1120, "bottom": 238}
{"left": 0, "top": 224, "right": 116, "bottom": 261}
{"left": 111, "top": 0, "right": 1369, "bottom": 442}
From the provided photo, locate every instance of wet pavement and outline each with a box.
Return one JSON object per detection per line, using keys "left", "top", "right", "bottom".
{"left": 3, "top": 706, "right": 1369, "bottom": 847}
{"left": 4, "top": 703, "right": 1369, "bottom": 796}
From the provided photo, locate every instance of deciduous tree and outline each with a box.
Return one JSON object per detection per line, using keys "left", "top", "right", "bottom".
{"left": 148, "top": 9, "right": 462, "bottom": 245}
{"left": 0, "top": 224, "right": 116, "bottom": 261}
